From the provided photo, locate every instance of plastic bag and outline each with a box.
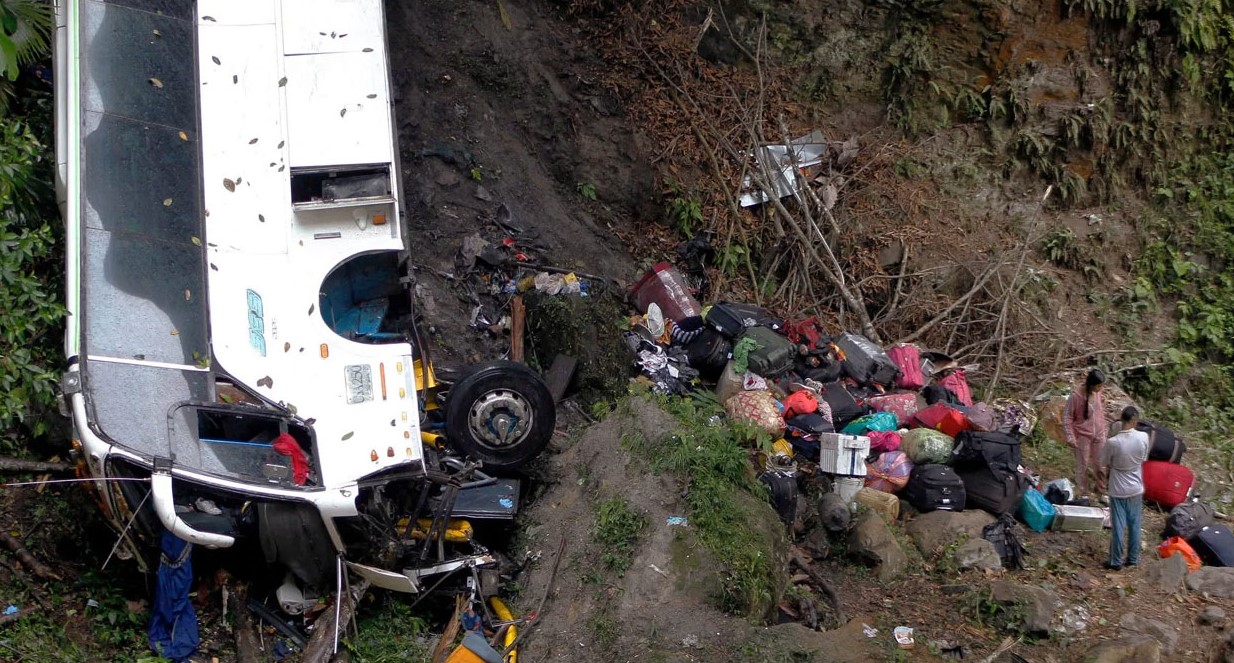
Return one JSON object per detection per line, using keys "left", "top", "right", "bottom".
{"left": 1158, "top": 536, "right": 1202, "bottom": 573}
{"left": 841, "top": 411, "right": 898, "bottom": 435}
{"left": 867, "top": 430, "right": 902, "bottom": 453}
{"left": 865, "top": 450, "right": 914, "bottom": 493}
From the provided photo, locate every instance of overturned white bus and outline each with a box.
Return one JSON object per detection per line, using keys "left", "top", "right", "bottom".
{"left": 53, "top": 0, "right": 553, "bottom": 600}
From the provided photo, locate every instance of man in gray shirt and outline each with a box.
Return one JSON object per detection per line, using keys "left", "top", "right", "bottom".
{"left": 1101, "top": 406, "right": 1150, "bottom": 570}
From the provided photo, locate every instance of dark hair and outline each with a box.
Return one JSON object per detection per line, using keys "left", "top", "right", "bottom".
{"left": 1121, "top": 406, "right": 1139, "bottom": 423}
{"left": 1083, "top": 368, "right": 1106, "bottom": 419}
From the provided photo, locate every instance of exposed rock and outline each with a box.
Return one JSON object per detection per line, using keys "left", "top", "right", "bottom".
{"left": 474, "top": 185, "right": 494, "bottom": 202}
{"left": 955, "top": 538, "right": 1002, "bottom": 572}
{"left": 1083, "top": 635, "right": 1161, "bottom": 663}
{"left": 435, "top": 170, "right": 460, "bottom": 188}
{"left": 1187, "top": 567, "right": 1234, "bottom": 598}
{"left": 1119, "top": 613, "right": 1179, "bottom": 655}
{"left": 906, "top": 510, "right": 995, "bottom": 556}
{"left": 988, "top": 581, "right": 1060, "bottom": 634}
{"left": 1071, "top": 572, "right": 1098, "bottom": 591}
{"left": 817, "top": 493, "right": 851, "bottom": 533}
{"left": 1144, "top": 553, "right": 1188, "bottom": 593}
{"left": 801, "top": 527, "right": 831, "bottom": 561}
{"left": 1201, "top": 606, "right": 1227, "bottom": 627}
{"left": 847, "top": 511, "right": 907, "bottom": 581}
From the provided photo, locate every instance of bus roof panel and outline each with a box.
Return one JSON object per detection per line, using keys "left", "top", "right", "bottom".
{"left": 280, "top": 0, "right": 385, "bottom": 56}
{"left": 283, "top": 51, "right": 392, "bottom": 168}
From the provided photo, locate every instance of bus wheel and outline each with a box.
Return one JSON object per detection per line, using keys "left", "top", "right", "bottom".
{"left": 444, "top": 361, "right": 555, "bottom": 473}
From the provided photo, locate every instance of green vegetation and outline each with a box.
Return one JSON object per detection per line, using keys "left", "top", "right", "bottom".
{"left": 593, "top": 496, "right": 648, "bottom": 574}
{"left": 620, "top": 392, "right": 786, "bottom": 620}
{"left": 577, "top": 181, "right": 598, "bottom": 201}
{"left": 344, "top": 598, "right": 432, "bottom": 662}
{"left": 0, "top": 1, "right": 62, "bottom": 454}
{"left": 524, "top": 289, "right": 630, "bottom": 407}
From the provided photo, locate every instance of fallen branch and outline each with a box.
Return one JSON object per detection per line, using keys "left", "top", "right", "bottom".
{"left": 501, "top": 535, "right": 567, "bottom": 657}
{"left": 231, "top": 583, "right": 262, "bottom": 663}
{"left": 300, "top": 578, "right": 369, "bottom": 663}
{"left": 0, "top": 531, "right": 61, "bottom": 581}
{"left": 789, "top": 549, "right": 846, "bottom": 626}
{"left": 0, "top": 458, "right": 74, "bottom": 474}
{"left": 896, "top": 259, "right": 1004, "bottom": 346}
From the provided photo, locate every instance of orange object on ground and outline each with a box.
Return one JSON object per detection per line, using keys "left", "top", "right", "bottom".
{"left": 1158, "top": 536, "right": 1202, "bottom": 572}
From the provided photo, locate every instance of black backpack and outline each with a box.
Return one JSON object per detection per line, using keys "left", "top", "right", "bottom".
{"left": 951, "top": 431, "right": 1023, "bottom": 473}
{"left": 1166, "top": 499, "right": 1216, "bottom": 541}
{"left": 983, "top": 514, "right": 1028, "bottom": 570}
{"left": 680, "top": 328, "right": 731, "bottom": 382}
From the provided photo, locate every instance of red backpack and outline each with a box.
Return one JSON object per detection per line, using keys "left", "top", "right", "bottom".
{"left": 938, "top": 369, "right": 974, "bottom": 407}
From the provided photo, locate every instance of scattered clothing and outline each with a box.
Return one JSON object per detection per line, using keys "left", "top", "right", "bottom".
{"left": 149, "top": 532, "right": 198, "bottom": 662}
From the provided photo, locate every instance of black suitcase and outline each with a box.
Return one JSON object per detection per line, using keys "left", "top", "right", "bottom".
{"left": 740, "top": 326, "right": 796, "bottom": 378}
{"left": 1192, "top": 524, "right": 1234, "bottom": 567}
{"left": 1138, "top": 420, "right": 1186, "bottom": 463}
{"left": 820, "top": 381, "right": 866, "bottom": 429}
{"left": 834, "top": 332, "right": 900, "bottom": 387}
{"left": 955, "top": 466, "right": 1028, "bottom": 516}
{"left": 681, "top": 328, "right": 731, "bottom": 381}
{"left": 951, "top": 431, "right": 1023, "bottom": 473}
{"left": 1166, "top": 499, "right": 1216, "bottom": 541}
{"left": 903, "top": 464, "right": 966, "bottom": 513}
{"left": 706, "top": 302, "right": 782, "bottom": 338}
{"left": 759, "top": 471, "right": 798, "bottom": 525}
{"left": 796, "top": 350, "right": 844, "bottom": 383}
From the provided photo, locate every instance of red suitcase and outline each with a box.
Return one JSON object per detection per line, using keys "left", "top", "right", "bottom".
{"left": 887, "top": 344, "right": 924, "bottom": 390}
{"left": 1143, "top": 460, "right": 1194, "bottom": 508}
{"left": 911, "top": 402, "right": 971, "bottom": 438}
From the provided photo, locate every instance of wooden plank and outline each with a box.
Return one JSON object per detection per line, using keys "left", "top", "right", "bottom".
{"left": 510, "top": 295, "right": 526, "bottom": 363}
{"left": 544, "top": 354, "right": 577, "bottom": 403}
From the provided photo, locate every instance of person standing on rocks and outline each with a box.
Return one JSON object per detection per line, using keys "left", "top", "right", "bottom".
{"left": 1101, "top": 406, "right": 1150, "bottom": 570}
{"left": 1064, "top": 368, "right": 1109, "bottom": 498}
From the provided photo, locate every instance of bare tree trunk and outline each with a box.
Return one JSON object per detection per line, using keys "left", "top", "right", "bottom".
{"left": 301, "top": 579, "right": 370, "bottom": 663}
{"left": 0, "top": 458, "right": 74, "bottom": 474}
{"left": 0, "top": 531, "right": 61, "bottom": 581}
{"left": 231, "top": 583, "right": 262, "bottom": 663}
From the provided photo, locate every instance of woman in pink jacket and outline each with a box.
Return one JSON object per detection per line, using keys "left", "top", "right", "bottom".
{"left": 1064, "top": 369, "right": 1108, "bottom": 497}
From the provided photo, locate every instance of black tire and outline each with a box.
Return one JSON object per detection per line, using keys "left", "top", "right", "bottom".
{"left": 444, "top": 360, "right": 555, "bottom": 473}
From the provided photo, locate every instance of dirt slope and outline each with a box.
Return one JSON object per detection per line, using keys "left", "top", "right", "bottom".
{"left": 385, "top": 0, "right": 649, "bottom": 362}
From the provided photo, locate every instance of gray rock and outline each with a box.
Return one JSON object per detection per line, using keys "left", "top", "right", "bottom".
{"left": 1201, "top": 606, "right": 1227, "bottom": 627}
{"left": 955, "top": 538, "right": 1002, "bottom": 572}
{"left": 817, "top": 493, "right": 851, "bottom": 533}
{"left": 474, "top": 185, "right": 494, "bottom": 202}
{"left": 435, "top": 170, "right": 460, "bottom": 187}
{"left": 906, "top": 509, "right": 995, "bottom": 556}
{"left": 988, "top": 581, "right": 1060, "bottom": 634}
{"left": 847, "top": 511, "right": 907, "bottom": 581}
{"left": 801, "top": 527, "right": 831, "bottom": 561}
{"left": 1144, "top": 553, "right": 1188, "bottom": 593}
{"left": 1084, "top": 635, "right": 1161, "bottom": 663}
{"left": 1187, "top": 566, "right": 1234, "bottom": 598}
{"left": 1119, "top": 613, "right": 1179, "bottom": 655}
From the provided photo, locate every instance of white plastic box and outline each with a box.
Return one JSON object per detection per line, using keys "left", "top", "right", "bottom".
{"left": 819, "top": 433, "right": 871, "bottom": 476}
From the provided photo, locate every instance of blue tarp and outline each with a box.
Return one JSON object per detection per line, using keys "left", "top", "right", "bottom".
{"left": 149, "top": 531, "right": 198, "bottom": 662}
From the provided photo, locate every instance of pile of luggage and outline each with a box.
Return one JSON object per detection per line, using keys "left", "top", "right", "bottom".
{"left": 628, "top": 263, "right": 1230, "bottom": 571}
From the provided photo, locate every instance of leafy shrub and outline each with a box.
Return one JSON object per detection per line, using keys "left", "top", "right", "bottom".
{"left": 0, "top": 91, "right": 65, "bottom": 453}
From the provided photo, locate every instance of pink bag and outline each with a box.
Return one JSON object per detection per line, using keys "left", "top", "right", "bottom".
{"left": 887, "top": 344, "right": 924, "bottom": 390}
{"left": 865, "top": 450, "right": 914, "bottom": 493}
{"left": 867, "top": 430, "right": 902, "bottom": 453}
{"left": 938, "top": 369, "right": 973, "bottom": 407}
{"left": 724, "top": 390, "right": 785, "bottom": 437}
{"left": 866, "top": 393, "right": 919, "bottom": 426}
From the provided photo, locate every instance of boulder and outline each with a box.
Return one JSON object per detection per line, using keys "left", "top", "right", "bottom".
{"left": 1119, "top": 613, "right": 1179, "bottom": 655}
{"left": 1083, "top": 635, "right": 1161, "bottom": 663}
{"left": 988, "top": 581, "right": 1060, "bottom": 634}
{"left": 906, "top": 510, "right": 995, "bottom": 556}
{"left": 818, "top": 493, "right": 851, "bottom": 533}
{"left": 1201, "top": 606, "right": 1227, "bottom": 627}
{"left": 955, "top": 538, "right": 1002, "bottom": 572}
{"left": 801, "top": 527, "right": 831, "bottom": 561}
{"left": 1144, "top": 553, "right": 1188, "bottom": 593}
{"left": 1187, "top": 567, "right": 1234, "bottom": 598}
{"left": 847, "top": 511, "right": 907, "bottom": 581}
